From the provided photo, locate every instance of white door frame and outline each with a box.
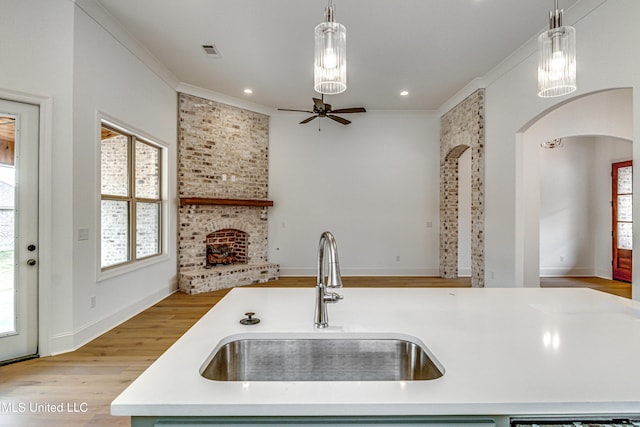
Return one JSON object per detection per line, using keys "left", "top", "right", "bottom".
{"left": 0, "top": 88, "right": 53, "bottom": 358}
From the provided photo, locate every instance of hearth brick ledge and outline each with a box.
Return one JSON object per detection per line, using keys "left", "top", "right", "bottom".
{"left": 179, "top": 263, "right": 280, "bottom": 295}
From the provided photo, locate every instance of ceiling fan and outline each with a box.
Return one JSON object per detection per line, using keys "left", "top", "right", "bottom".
{"left": 278, "top": 95, "right": 366, "bottom": 127}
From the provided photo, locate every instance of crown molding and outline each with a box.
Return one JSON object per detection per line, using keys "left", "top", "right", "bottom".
{"left": 436, "top": 77, "right": 486, "bottom": 117}
{"left": 176, "top": 83, "right": 279, "bottom": 116}
{"left": 73, "top": 0, "right": 179, "bottom": 90}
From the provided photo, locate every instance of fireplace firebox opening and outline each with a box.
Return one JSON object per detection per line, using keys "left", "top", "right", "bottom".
{"left": 206, "top": 228, "right": 248, "bottom": 267}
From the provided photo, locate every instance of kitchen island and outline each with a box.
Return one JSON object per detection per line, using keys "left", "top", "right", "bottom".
{"left": 111, "top": 287, "right": 640, "bottom": 426}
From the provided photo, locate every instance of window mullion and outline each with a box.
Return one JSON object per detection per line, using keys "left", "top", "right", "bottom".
{"left": 101, "top": 194, "right": 131, "bottom": 202}
{"left": 100, "top": 120, "right": 163, "bottom": 271}
{"left": 129, "top": 134, "right": 136, "bottom": 263}
{"left": 135, "top": 197, "right": 161, "bottom": 203}
{"left": 157, "top": 146, "right": 163, "bottom": 256}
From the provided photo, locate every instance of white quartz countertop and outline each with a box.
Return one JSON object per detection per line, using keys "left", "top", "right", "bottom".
{"left": 111, "top": 287, "right": 640, "bottom": 417}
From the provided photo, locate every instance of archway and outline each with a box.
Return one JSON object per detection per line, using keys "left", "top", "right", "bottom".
{"left": 439, "top": 89, "right": 484, "bottom": 287}
{"left": 518, "top": 88, "right": 633, "bottom": 287}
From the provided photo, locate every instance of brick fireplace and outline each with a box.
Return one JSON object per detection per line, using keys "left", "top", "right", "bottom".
{"left": 177, "top": 93, "right": 279, "bottom": 294}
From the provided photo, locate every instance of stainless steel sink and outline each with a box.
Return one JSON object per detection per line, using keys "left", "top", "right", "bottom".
{"left": 201, "top": 336, "right": 444, "bottom": 381}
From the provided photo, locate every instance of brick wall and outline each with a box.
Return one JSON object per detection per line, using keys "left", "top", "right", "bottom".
{"left": 177, "top": 93, "right": 278, "bottom": 294}
{"left": 100, "top": 134, "right": 160, "bottom": 266}
{"left": 178, "top": 206, "right": 269, "bottom": 270}
{"left": 440, "top": 89, "right": 485, "bottom": 287}
{"left": 178, "top": 94, "right": 269, "bottom": 200}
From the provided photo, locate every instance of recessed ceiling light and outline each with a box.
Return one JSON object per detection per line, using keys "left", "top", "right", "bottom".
{"left": 400, "top": 90, "right": 409, "bottom": 96}
{"left": 243, "top": 88, "right": 253, "bottom": 94}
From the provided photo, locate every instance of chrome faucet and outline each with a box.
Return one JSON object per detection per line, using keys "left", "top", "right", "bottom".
{"left": 314, "top": 231, "right": 344, "bottom": 328}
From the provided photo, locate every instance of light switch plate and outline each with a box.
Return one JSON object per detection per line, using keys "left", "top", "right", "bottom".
{"left": 78, "top": 228, "right": 89, "bottom": 241}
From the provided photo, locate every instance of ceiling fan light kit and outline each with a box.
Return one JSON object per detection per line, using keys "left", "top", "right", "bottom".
{"left": 314, "top": 0, "right": 347, "bottom": 95}
{"left": 537, "top": 0, "right": 577, "bottom": 98}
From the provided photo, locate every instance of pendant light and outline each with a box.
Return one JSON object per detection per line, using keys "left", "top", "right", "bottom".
{"left": 314, "top": 0, "right": 347, "bottom": 95}
{"left": 537, "top": 0, "right": 576, "bottom": 98}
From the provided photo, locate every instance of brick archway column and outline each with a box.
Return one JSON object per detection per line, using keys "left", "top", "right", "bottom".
{"left": 439, "top": 89, "right": 485, "bottom": 287}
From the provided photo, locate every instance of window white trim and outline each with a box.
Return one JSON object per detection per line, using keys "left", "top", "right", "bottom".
{"left": 96, "top": 111, "right": 170, "bottom": 282}
{"left": 97, "top": 252, "right": 170, "bottom": 283}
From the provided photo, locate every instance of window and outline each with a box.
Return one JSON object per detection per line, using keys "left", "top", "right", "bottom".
{"left": 100, "top": 122, "right": 163, "bottom": 270}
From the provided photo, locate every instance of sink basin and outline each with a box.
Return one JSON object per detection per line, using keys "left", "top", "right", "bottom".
{"left": 201, "top": 335, "right": 444, "bottom": 381}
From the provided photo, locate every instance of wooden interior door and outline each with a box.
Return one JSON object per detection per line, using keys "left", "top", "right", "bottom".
{"left": 612, "top": 160, "right": 632, "bottom": 283}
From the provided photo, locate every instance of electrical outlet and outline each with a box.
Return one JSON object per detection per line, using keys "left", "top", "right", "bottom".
{"left": 395, "top": 255, "right": 401, "bottom": 262}
{"left": 90, "top": 296, "right": 96, "bottom": 309}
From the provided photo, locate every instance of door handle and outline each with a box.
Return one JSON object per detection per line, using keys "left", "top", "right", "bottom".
{"left": 26, "top": 259, "right": 36, "bottom": 266}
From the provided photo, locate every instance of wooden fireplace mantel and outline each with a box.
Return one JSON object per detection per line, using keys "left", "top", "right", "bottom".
{"left": 179, "top": 197, "right": 274, "bottom": 207}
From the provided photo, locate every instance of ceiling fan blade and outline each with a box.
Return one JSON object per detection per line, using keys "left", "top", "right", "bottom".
{"left": 330, "top": 107, "right": 367, "bottom": 114}
{"left": 313, "top": 98, "right": 325, "bottom": 111}
{"left": 327, "top": 115, "right": 351, "bottom": 125}
{"left": 278, "top": 108, "right": 314, "bottom": 113}
{"left": 299, "top": 116, "right": 318, "bottom": 124}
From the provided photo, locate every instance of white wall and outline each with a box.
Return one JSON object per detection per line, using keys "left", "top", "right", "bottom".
{"left": 458, "top": 148, "right": 472, "bottom": 276}
{"left": 1, "top": 0, "right": 177, "bottom": 355}
{"left": 268, "top": 112, "right": 440, "bottom": 276}
{"left": 538, "top": 136, "right": 631, "bottom": 278}
{"left": 481, "top": 0, "right": 640, "bottom": 300}
{"left": 593, "top": 136, "right": 633, "bottom": 278}
{"left": 70, "top": 7, "right": 177, "bottom": 350}
{"left": 539, "top": 138, "right": 595, "bottom": 277}
{"left": 0, "top": 0, "right": 75, "bottom": 355}
{"left": 520, "top": 89, "right": 632, "bottom": 287}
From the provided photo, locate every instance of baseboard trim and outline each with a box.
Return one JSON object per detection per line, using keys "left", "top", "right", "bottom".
{"left": 539, "top": 267, "right": 595, "bottom": 277}
{"left": 279, "top": 267, "right": 440, "bottom": 277}
{"left": 49, "top": 285, "right": 176, "bottom": 356}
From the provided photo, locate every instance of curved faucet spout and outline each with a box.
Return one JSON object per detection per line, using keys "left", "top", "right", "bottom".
{"left": 317, "top": 231, "right": 343, "bottom": 289}
{"left": 314, "top": 231, "right": 344, "bottom": 328}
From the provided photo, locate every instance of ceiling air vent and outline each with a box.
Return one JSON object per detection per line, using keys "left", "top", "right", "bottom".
{"left": 202, "top": 44, "right": 221, "bottom": 58}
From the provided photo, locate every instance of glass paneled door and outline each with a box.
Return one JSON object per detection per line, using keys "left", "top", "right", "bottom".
{"left": 612, "top": 161, "right": 632, "bottom": 283}
{"left": 0, "top": 99, "right": 39, "bottom": 363}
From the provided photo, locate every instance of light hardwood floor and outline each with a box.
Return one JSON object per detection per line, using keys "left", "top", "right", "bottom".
{"left": 0, "top": 276, "right": 630, "bottom": 426}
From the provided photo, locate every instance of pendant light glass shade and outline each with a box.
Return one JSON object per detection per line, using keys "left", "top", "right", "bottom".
{"left": 537, "top": 3, "right": 576, "bottom": 98}
{"left": 314, "top": 4, "right": 347, "bottom": 95}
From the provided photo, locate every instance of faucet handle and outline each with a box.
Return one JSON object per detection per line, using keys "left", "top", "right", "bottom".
{"left": 324, "top": 292, "right": 343, "bottom": 304}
